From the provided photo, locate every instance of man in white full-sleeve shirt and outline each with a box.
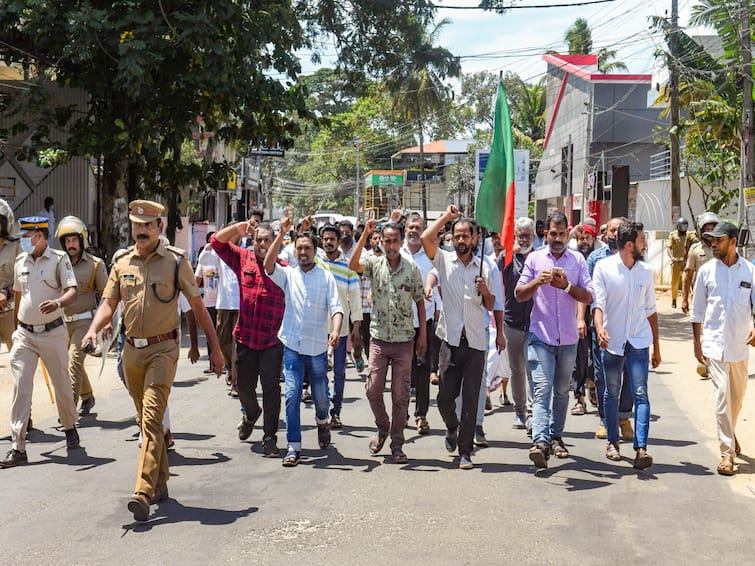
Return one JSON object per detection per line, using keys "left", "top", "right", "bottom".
{"left": 592, "top": 221, "right": 660, "bottom": 470}
{"left": 690, "top": 221, "right": 755, "bottom": 476}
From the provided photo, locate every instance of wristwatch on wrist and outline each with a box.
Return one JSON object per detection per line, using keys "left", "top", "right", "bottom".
{"left": 54, "top": 299, "right": 61, "bottom": 309}
{"left": 564, "top": 281, "right": 573, "bottom": 294}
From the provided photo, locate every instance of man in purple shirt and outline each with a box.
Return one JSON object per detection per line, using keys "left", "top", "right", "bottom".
{"left": 515, "top": 211, "right": 594, "bottom": 469}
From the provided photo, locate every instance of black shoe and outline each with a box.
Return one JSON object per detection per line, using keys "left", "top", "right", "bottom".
{"left": 445, "top": 429, "right": 458, "bottom": 453}
{"left": 671, "top": 299, "right": 677, "bottom": 308}
{"left": 0, "top": 449, "right": 28, "bottom": 468}
{"left": 262, "top": 436, "right": 280, "bottom": 457}
{"left": 65, "top": 428, "right": 80, "bottom": 449}
{"left": 237, "top": 407, "right": 261, "bottom": 441}
{"left": 78, "top": 395, "right": 95, "bottom": 416}
{"left": 459, "top": 454, "right": 474, "bottom": 470}
{"left": 473, "top": 426, "right": 489, "bottom": 448}
{"left": 317, "top": 423, "right": 331, "bottom": 449}
{"left": 301, "top": 389, "right": 312, "bottom": 404}
{"left": 237, "top": 416, "right": 254, "bottom": 441}
{"left": 330, "top": 415, "right": 343, "bottom": 429}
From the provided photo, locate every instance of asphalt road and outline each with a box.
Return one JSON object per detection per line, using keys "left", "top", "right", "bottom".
{"left": 2, "top": 293, "right": 755, "bottom": 565}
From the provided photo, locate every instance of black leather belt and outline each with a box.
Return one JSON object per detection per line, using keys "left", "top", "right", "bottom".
{"left": 19, "top": 318, "right": 64, "bottom": 333}
{"left": 126, "top": 330, "right": 178, "bottom": 349}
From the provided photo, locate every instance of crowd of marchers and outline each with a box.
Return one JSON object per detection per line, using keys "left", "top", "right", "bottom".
{"left": 1, "top": 198, "right": 753, "bottom": 524}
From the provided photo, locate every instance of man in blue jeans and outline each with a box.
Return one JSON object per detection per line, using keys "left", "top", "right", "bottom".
{"left": 265, "top": 211, "right": 343, "bottom": 467}
{"left": 319, "top": 224, "right": 362, "bottom": 429}
{"left": 593, "top": 221, "right": 660, "bottom": 469}
{"left": 515, "top": 212, "right": 594, "bottom": 469}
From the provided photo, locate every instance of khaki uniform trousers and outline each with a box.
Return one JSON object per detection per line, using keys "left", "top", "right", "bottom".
{"left": 67, "top": 318, "right": 94, "bottom": 404}
{"left": 670, "top": 260, "right": 684, "bottom": 301}
{"left": 123, "top": 338, "right": 179, "bottom": 497}
{"left": 0, "top": 310, "right": 14, "bottom": 351}
{"left": 708, "top": 358, "right": 748, "bottom": 458}
{"left": 10, "top": 324, "right": 78, "bottom": 451}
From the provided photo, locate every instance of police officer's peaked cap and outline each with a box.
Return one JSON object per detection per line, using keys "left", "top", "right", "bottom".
{"left": 18, "top": 216, "right": 49, "bottom": 233}
{"left": 128, "top": 200, "right": 165, "bottom": 223}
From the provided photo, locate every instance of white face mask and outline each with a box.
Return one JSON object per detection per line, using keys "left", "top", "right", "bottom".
{"left": 20, "top": 237, "right": 35, "bottom": 254}
{"left": 518, "top": 243, "right": 533, "bottom": 254}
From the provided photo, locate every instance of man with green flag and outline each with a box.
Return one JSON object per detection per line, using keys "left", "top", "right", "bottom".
{"left": 477, "top": 79, "right": 516, "bottom": 266}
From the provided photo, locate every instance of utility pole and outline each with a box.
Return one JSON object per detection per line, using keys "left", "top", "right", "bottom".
{"left": 740, "top": 0, "right": 754, "bottom": 257}
{"left": 669, "top": 0, "right": 681, "bottom": 223}
{"left": 566, "top": 133, "right": 573, "bottom": 224}
{"left": 354, "top": 139, "right": 361, "bottom": 218}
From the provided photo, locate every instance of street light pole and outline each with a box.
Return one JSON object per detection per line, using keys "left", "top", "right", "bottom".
{"left": 354, "top": 138, "right": 361, "bottom": 218}
{"left": 670, "top": 0, "right": 681, "bottom": 223}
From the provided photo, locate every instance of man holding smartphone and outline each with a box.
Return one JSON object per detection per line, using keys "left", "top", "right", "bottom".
{"left": 515, "top": 212, "right": 594, "bottom": 470}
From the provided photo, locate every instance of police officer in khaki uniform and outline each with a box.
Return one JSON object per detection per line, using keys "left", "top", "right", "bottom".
{"left": 83, "top": 200, "right": 224, "bottom": 522}
{"left": 1, "top": 217, "right": 80, "bottom": 469}
{"left": 56, "top": 216, "right": 108, "bottom": 415}
{"left": 0, "top": 200, "right": 20, "bottom": 351}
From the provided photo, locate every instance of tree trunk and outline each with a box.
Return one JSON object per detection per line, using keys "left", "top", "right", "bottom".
{"left": 166, "top": 141, "right": 182, "bottom": 245}
{"left": 99, "top": 156, "right": 133, "bottom": 262}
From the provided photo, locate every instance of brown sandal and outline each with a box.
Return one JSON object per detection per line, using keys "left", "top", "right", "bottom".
{"left": 369, "top": 433, "right": 388, "bottom": 455}
{"left": 605, "top": 442, "right": 621, "bottom": 461}
{"left": 717, "top": 456, "right": 734, "bottom": 476}
{"left": 550, "top": 437, "right": 569, "bottom": 458}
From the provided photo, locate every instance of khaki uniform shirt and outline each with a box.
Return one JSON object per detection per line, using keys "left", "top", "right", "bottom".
{"left": 65, "top": 252, "right": 108, "bottom": 315}
{"left": 0, "top": 238, "right": 20, "bottom": 313}
{"left": 14, "top": 245, "right": 76, "bottom": 325}
{"left": 685, "top": 241, "right": 714, "bottom": 274}
{"left": 668, "top": 230, "right": 697, "bottom": 260}
{"left": 103, "top": 239, "right": 200, "bottom": 338}
{"left": 360, "top": 253, "right": 424, "bottom": 343}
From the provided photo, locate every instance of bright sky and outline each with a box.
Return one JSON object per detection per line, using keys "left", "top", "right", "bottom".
{"left": 434, "top": 0, "right": 699, "bottom": 83}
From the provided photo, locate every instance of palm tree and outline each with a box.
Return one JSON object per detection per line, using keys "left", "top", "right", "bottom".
{"left": 384, "top": 18, "right": 461, "bottom": 220}
{"left": 597, "top": 48, "right": 628, "bottom": 73}
{"left": 565, "top": 18, "right": 628, "bottom": 72}
{"left": 516, "top": 77, "right": 546, "bottom": 141}
{"left": 565, "top": 18, "right": 592, "bottom": 54}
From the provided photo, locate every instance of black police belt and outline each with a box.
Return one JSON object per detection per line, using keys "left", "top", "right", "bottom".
{"left": 19, "top": 318, "right": 64, "bottom": 333}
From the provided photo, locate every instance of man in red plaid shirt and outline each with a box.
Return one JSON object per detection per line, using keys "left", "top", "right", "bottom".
{"left": 211, "top": 221, "right": 286, "bottom": 457}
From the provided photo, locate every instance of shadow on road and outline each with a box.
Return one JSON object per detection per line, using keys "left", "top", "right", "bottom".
{"left": 170, "top": 432, "right": 215, "bottom": 442}
{"left": 168, "top": 450, "right": 231, "bottom": 467}
{"left": 657, "top": 312, "right": 693, "bottom": 342}
{"left": 302, "top": 446, "right": 381, "bottom": 472}
{"left": 123, "top": 501, "right": 259, "bottom": 532}
{"left": 173, "top": 376, "right": 209, "bottom": 388}
{"left": 77, "top": 416, "right": 136, "bottom": 431}
{"left": 39, "top": 447, "right": 116, "bottom": 471}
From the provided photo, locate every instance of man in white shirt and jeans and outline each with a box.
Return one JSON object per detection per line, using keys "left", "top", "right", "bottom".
{"left": 592, "top": 221, "right": 661, "bottom": 470}
{"left": 690, "top": 221, "right": 755, "bottom": 476}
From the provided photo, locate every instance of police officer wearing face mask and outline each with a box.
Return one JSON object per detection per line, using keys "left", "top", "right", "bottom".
{"left": 667, "top": 217, "right": 698, "bottom": 309}
{"left": 1, "top": 217, "right": 80, "bottom": 468}
{"left": 681, "top": 212, "right": 719, "bottom": 315}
